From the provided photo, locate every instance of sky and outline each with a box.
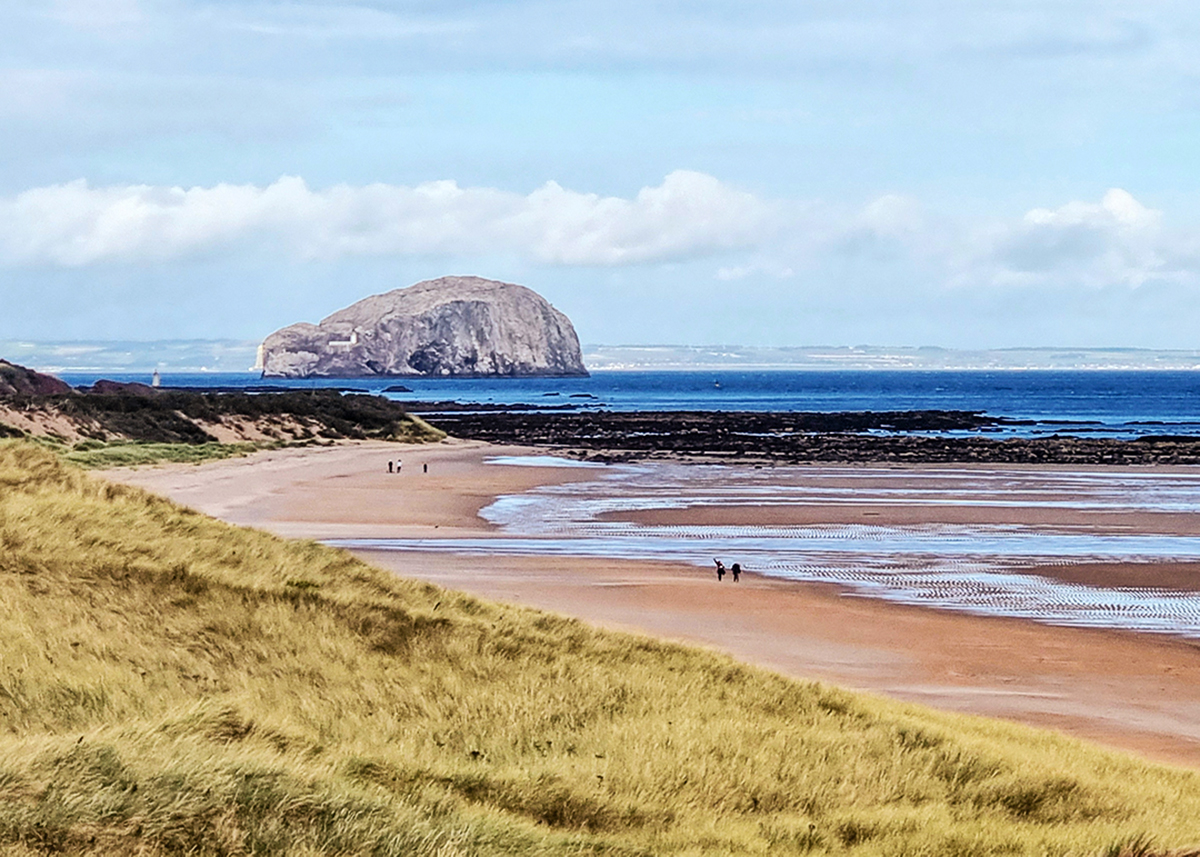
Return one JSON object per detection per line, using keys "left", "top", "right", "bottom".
{"left": 4, "top": 1, "right": 1200, "bottom": 348}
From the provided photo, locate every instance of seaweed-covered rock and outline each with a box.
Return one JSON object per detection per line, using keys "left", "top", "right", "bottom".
{"left": 261, "top": 276, "right": 587, "bottom": 378}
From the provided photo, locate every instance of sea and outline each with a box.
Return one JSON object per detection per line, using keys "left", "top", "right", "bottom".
{"left": 56, "top": 368, "right": 1200, "bottom": 439}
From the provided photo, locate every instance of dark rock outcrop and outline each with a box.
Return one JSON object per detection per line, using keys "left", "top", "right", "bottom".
{"left": 86, "top": 380, "right": 159, "bottom": 396}
{"left": 422, "top": 409, "right": 1200, "bottom": 466}
{"left": 0, "top": 360, "right": 72, "bottom": 396}
{"left": 260, "top": 276, "right": 588, "bottom": 378}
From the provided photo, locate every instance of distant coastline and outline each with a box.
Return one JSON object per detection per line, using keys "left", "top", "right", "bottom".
{"left": 6, "top": 339, "right": 1200, "bottom": 373}
{"left": 0, "top": 339, "right": 262, "bottom": 374}
{"left": 582, "top": 345, "right": 1200, "bottom": 372}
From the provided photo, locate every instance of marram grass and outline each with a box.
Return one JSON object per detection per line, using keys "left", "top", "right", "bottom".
{"left": 61, "top": 439, "right": 264, "bottom": 468}
{"left": 1, "top": 440, "right": 1199, "bottom": 856}
{"left": 2, "top": 400, "right": 445, "bottom": 470}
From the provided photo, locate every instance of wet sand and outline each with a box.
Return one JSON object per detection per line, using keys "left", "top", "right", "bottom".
{"left": 106, "top": 441, "right": 1200, "bottom": 768}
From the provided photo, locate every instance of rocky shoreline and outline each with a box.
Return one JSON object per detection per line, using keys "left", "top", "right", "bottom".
{"left": 423, "top": 409, "right": 1200, "bottom": 465}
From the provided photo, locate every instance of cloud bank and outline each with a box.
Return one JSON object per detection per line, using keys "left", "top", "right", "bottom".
{"left": 0, "top": 171, "right": 771, "bottom": 267}
{"left": 3, "top": 171, "right": 1198, "bottom": 300}
{"left": 969, "top": 189, "right": 1193, "bottom": 290}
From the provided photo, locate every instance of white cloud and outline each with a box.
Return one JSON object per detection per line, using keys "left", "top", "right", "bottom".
{"left": 515, "top": 171, "right": 772, "bottom": 265}
{"left": 818, "top": 194, "right": 933, "bottom": 263}
{"left": 7, "top": 174, "right": 1200, "bottom": 301}
{"left": 0, "top": 171, "right": 772, "bottom": 267}
{"left": 978, "top": 189, "right": 1181, "bottom": 288}
{"left": 701, "top": 188, "right": 1200, "bottom": 294}
{"left": 859, "top": 194, "right": 925, "bottom": 238}
{"left": 1023, "top": 188, "right": 1161, "bottom": 230}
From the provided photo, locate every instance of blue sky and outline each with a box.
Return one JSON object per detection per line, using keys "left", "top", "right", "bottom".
{"left": 4, "top": 1, "right": 1200, "bottom": 348}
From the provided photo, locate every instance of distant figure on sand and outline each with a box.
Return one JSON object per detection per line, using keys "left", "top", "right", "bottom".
{"left": 714, "top": 559, "right": 726, "bottom": 582}
{"left": 423, "top": 462, "right": 428, "bottom": 474}
{"left": 388, "top": 460, "right": 393, "bottom": 473}
{"left": 731, "top": 563, "right": 741, "bottom": 583}
{"left": 396, "top": 459, "right": 402, "bottom": 473}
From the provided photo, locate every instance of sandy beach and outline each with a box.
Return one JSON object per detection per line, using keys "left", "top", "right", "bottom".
{"left": 106, "top": 440, "right": 1200, "bottom": 768}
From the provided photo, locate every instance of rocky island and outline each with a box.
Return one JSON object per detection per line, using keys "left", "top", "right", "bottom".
{"left": 259, "top": 276, "right": 588, "bottom": 378}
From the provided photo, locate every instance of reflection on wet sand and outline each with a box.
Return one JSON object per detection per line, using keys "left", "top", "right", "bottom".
{"left": 330, "top": 458, "right": 1200, "bottom": 637}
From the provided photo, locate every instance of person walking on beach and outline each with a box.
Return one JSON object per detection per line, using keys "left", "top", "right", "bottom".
{"left": 423, "top": 462, "right": 428, "bottom": 474}
{"left": 396, "top": 459, "right": 402, "bottom": 473}
{"left": 388, "top": 460, "right": 393, "bottom": 473}
{"left": 731, "top": 562, "right": 741, "bottom": 583}
{"left": 714, "top": 559, "right": 726, "bottom": 581}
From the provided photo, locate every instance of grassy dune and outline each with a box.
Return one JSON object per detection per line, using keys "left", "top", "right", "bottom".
{"left": 1, "top": 440, "right": 1199, "bottom": 856}
{"left": 60, "top": 439, "right": 264, "bottom": 469}
{"left": 0, "top": 387, "right": 447, "bottom": 457}
{"left": 36, "top": 417, "right": 440, "bottom": 469}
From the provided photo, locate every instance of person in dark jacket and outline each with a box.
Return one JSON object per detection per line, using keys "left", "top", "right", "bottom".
{"left": 714, "top": 559, "right": 726, "bottom": 581}
{"left": 731, "top": 562, "right": 741, "bottom": 583}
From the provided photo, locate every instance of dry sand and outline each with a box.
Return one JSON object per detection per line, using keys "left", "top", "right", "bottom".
{"left": 106, "top": 440, "right": 1200, "bottom": 768}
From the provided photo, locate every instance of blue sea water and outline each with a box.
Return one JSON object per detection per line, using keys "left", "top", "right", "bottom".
{"left": 57, "top": 369, "right": 1200, "bottom": 438}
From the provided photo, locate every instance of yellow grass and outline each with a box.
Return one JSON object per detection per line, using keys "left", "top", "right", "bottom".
{"left": 1, "top": 438, "right": 1199, "bottom": 856}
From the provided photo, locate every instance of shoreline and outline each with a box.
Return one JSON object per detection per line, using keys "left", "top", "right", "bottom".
{"left": 104, "top": 440, "right": 1200, "bottom": 768}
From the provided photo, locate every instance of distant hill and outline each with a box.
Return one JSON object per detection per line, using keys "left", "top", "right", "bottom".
{"left": 582, "top": 344, "right": 1200, "bottom": 371}
{"left": 0, "top": 339, "right": 260, "bottom": 374}
{"left": 261, "top": 276, "right": 588, "bottom": 379}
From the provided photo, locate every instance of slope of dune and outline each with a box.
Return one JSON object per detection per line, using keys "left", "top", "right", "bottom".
{"left": 1, "top": 440, "right": 1199, "bottom": 856}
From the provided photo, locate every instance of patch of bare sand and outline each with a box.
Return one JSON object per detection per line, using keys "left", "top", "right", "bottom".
{"left": 104, "top": 444, "right": 1200, "bottom": 769}
{"left": 0, "top": 403, "right": 104, "bottom": 442}
{"left": 192, "top": 414, "right": 323, "bottom": 444}
{"left": 104, "top": 439, "right": 599, "bottom": 539}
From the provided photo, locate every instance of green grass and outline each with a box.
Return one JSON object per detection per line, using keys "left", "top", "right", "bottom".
{"left": 61, "top": 439, "right": 265, "bottom": 468}
{"left": 391, "top": 412, "right": 446, "bottom": 443}
{"left": 1, "top": 439, "right": 1199, "bottom": 856}
{"left": 36, "top": 432, "right": 440, "bottom": 471}
{"left": 12, "top": 436, "right": 268, "bottom": 469}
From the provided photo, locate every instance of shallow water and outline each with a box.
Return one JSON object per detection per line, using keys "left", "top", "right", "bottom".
{"left": 330, "top": 458, "right": 1200, "bottom": 637}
